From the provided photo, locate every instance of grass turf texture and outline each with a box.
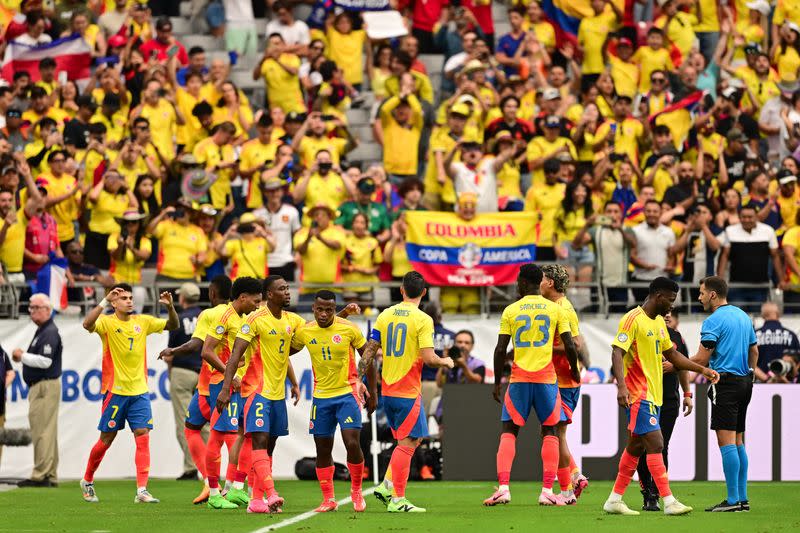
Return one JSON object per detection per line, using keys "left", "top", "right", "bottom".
{"left": 1, "top": 480, "right": 797, "bottom": 532}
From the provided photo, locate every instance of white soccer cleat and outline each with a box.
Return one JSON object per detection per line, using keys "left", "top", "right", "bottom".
{"left": 603, "top": 499, "right": 640, "bottom": 515}
{"left": 134, "top": 490, "right": 160, "bottom": 503}
{"left": 483, "top": 487, "right": 511, "bottom": 506}
{"left": 664, "top": 500, "right": 693, "bottom": 515}
{"left": 80, "top": 479, "right": 99, "bottom": 503}
{"left": 538, "top": 491, "right": 566, "bottom": 506}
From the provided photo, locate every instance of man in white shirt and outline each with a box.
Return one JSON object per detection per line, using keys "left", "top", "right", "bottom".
{"left": 265, "top": 1, "right": 310, "bottom": 54}
{"left": 445, "top": 140, "right": 514, "bottom": 214}
{"left": 13, "top": 12, "right": 51, "bottom": 46}
{"left": 630, "top": 200, "right": 678, "bottom": 300}
{"left": 98, "top": 0, "right": 129, "bottom": 37}
{"left": 253, "top": 177, "right": 301, "bottom": 281}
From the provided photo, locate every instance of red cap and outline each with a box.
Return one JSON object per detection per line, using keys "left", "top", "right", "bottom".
{"left": 618, "top": 37, "right": 633, "bottom": 47}
{"left": 108, "top": 34, "right": 126, "bottom": 48}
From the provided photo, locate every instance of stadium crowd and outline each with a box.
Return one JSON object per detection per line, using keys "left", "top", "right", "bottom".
{"left": 0, "top": 0, "right": 799, "bottom": 314}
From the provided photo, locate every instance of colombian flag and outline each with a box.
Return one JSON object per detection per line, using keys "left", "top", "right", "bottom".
{"left": 405, "top": 211, "right": 538, "bottom": 287}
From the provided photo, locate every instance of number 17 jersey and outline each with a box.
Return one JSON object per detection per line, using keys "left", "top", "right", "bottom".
{"left": 499, "top": 294, "right": 570, "bottom": 384}
{"left": 371, "top": 301, "right": 435, "bottom": 399}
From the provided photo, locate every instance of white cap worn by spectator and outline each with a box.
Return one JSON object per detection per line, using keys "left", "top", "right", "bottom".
{"left": 542, "top": 88, "right": 561, "bottom": 101}
{"left": 176, "top": 283, "right": 200, "bottom": 300}
{"left": 746, "top": 0, "right": 771, "bottom": 15}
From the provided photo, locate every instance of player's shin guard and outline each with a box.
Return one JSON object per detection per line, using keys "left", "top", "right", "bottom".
{"left": 541, "top": 435, "right": 559, "bottom": 491}
{"left": 348, "top": 461, "right": 364, "bottom": 492}
{"left": 646, "top": 453, "right": 672, "bottom": 498}
{"left": 389, "top": 445, "right": 415, "bottom": 498}
{"left": 316, "top": 465, "right": 336, "bottom": 501}
{"left": 184, "top": 428, "right": 208, "bottom": 479}
{"left": 234, "top": 436, "right": 252, "bottom": 489}
{"left": 134, "top": 433, "right": 151, "bottom": 489}
{"left": 496, "top": 432, "right": 516, "bottom": 486}
{"left": 737, "top": 445, "right": 748, "bottom": 502}
{"left": 206, "top": 430, "right": 225, "bottom": 494}
{"left": 720, "top": 445, "right": 740, "bottom": 504}
{"left": 557, "top": 467, "right": 573, "bottom": 492}
{"left": 611, "top": 449, "right": 640, "bottom": 497}
{"left": 252, "top": 449, "right": 276, "bottom": 499}
{"left": 84, "top": 439, "right": 111, "bottom": 482}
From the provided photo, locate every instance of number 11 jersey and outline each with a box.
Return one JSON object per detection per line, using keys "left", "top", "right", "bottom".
{"left": 499, "top": 294, "right": 570, "bottom": 384}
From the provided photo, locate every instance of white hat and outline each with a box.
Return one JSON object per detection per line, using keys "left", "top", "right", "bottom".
{"left": 542, "top": 87, "right": 561, "bottom": 101}
{"left": 746, "top": 0, "right": 770, "bottom": 15}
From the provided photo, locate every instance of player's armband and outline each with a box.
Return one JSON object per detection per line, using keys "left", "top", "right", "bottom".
{"left": 700, "top": 339, "right": 717, "bottom": 350}
{"left": 369, "top": 328, "right": 381, "bottom": 343}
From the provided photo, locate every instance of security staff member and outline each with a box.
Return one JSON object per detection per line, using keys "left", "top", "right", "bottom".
{"left": 0, "top": 346, "right": 15, "bottom": 468}
{"left": 695, "top": 276, "right": 757, "bottom": 513}
{"left": 637, "top": 310, "right": 693, "bottom": 511}
{"left": 754, "top": 302, "right": 799, "bottom": 381}
{"left": 12, "top": 293, "right": 63, "bottom": 487}
{"left": 166, "top": 283, "right": 205, "bottom": 480}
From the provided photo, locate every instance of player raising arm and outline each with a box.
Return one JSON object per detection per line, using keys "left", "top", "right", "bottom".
{"left": 484, "top": 264, "right": 580, "bottom": 507}
{"left": 603, "top": 277, "right": 719, "bottom": 517}
{"left": 80, "top": 284, "right": 178, "bottom": 504}
{"left": 362, "top": 271, "right": 454, "bottom": 513}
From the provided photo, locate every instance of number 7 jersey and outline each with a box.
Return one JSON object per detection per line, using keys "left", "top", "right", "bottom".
{"left": 371, "top": 301, "right": 435, "bottom": 399}
{"left": 500, "top": 294, "right": 570, "bottom": 384}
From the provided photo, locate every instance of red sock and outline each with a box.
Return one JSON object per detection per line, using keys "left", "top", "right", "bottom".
{"left": 557, "top": 467, "right": 573, "bottom": 491}
{"left": 252, "top": 449, "right": 275, "bottom": 498}
{"left": 646, "top": 453, "right": 672, "bottom": 497}
{"left": 541, "top": 435, "right": 559, "bottom": 490}
{"left": 569, "top": 454, "right": 579, "bottom": 476}
{"left": 613, "top": 449, "right": 640, "bottom": 495}
{"left": 389, "top": 445, "right": 415, "bottom": 498}
{"left": 184, "top": 428, "right": 208, "bottom": 479}
{"left": 496, "top": 433, "right": 516, "bottom": 485}
{"left": 316, "top": 465, "right": 335, "bottom": 500}
{"left": 236, "top": 436, "right": 252, "bottom": 483}
{"left": 348, "top": 462, "right": 364, "bottom": 492}
{"left": 84, "top": 439, "right": 111, "bottom": 482}
{"left": 264, "top": 455, "right": 276, "bottom": 496}
{"left": 134, "top": 433, "right": 150, "bottom": 488}
{"left": 206, "top": 430, "right": 225, "bottom": 489}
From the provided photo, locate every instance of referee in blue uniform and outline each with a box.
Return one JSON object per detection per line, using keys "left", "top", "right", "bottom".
{"left": 694, "top": 276, "right": 758, "bottom": 512}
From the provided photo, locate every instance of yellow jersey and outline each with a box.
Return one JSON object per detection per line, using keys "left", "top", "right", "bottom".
{"left": 609, "top": 56, "right": 639, "bottom": 99}
{"left": 191, "top": 304, "right": 228, "bottom": 395}
{"left": 326, "top": 28, "right": 367, "bottom": 85}
{"left": 260, "top": 53, "right": 305, "bottom": 114}
{"left": 293, "top": 225, "right": 346, "bottom": 291}
{"left": 223, "top": 237, "right": 271, "bottom": 279}
{"left": 553, "top": 296, "right": 581, "bottom": 388}
{"left": 152, "top": 220, "right": 208, "bottom": 279}
{"left": 343, "top": 233, "right": 382, "bottom": 291}
{"left": 632, "top": 46, "right": 674, "bottom": 93}
{"left": 611, "top": 307, "right": 673, "bottom": 406}
{"left": 302, "top": 172, "right": 350, "bottom": 219}
{"left": 107, "top": 233, "right": 152, "bottom": 284}
{"left": 371, "top": 301, "right": 435, "bottom": 399}
{"left": 91, "top": 110, "right": 128, "bottom": 145}
{"left": 192, "top": 137, "right": 236, "bottom": 209}
{"left": 499, "top": 294, "right": 570, "bottom": 384}
{"left": 93, "top": 313, "right": 167, "bottom": 396}
{"left": 138, "top": 99, "right": 176, "bottom": 158}
{"left": 0, "top": 209, "right": 28, "bottom": 273}
{"left": 595, "top": 118, "right": 644, "bottom": 166}
{"left": 41, "top": 173, "right": 80, "bottom": 242}
{"left": 578, "top": 10, "right": 618, "bottom": 74}
{"left": 291, "top": 317, "right": 367, "bottom": 399}
{"left": 524, "top": 182, "right": 566, "bottom": 246}
{"left": 240, "top": 138, "right": 279, "bottom": 208}
{"left": 88, "top": 190, "right": 130, "bottom": 235}
{"left": 204, "top": 302, "right": 247, "bottom": 386}
{"left": 424, "top": 127, "right": 459, "bottom": 204}
{"left": 237, "top": 307, "right": 305, "bottom": 400}
{"left": 526, "top": 136, "right": 577, "bottom": 186}
{"left": 296, "top": 135, "right": 348, "bottom": 168}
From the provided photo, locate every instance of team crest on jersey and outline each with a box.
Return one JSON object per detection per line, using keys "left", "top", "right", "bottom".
{"left": 241, "top": 324, "right": 251, "bottom": 334}
{"left": 309, "top": 420, "right": 314, "bottom": 430}
{"left": 649, "top": 416, "right": 657, "bottom": 426}
{"left": 231, "top": 418, "right": 238, "bottom": 426}
{"left": 108, "top": 420, "right": 116, "bottom": 429}
{"left": 286, "top": 325, "right": 292, "bottom": 334}
{"left": 216, "top": 325, "right": 225, "bottom": 335}
{"left": 617, "top": 333, "right": 628, "bottom": 343}
{"left": 255, "top": 419, "right": 264, "bottom": 428}
{"left": 332, "top": 334, "right": 342, "bottom": 344}
{"left": 134, "top": 325, "right": 142, "bottom": 334}
{"left": 660, "top": 329, "right": 665, "bottom": 337}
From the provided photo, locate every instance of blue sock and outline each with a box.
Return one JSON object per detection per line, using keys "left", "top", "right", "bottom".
{"left": 720, "top": 445, "right": 740, "bottom": 505}
{"left": 737, "top": 445, "right": 748, "bottom": 502}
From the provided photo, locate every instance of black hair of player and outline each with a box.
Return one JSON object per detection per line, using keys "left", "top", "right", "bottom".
{"left": 700, "top": 276, "right": 728, "bottom": 299}
{"left": 315, "top": 289, "right": 337, "bottom": 302}
{"left": 402, "top": 271, "right": 427, "bottom": 299}
{"left": 518, "top": 263, "right": 543, "bottom": 288}
{"left": 232, "top": 277, "right": 263, "bottom": 299}
{"left": 263, "top": 275, "right": 284, "bottom": 296}
{"left": 112, "top": 283, "right": 133, "bottom": 293}
{"left": 210, "top": 275, "right": 232, "bottom": 300}
{"left": 648, "top": 276, "right": 679, "bottom": 296}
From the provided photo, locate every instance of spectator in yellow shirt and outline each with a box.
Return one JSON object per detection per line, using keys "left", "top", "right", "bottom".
{"left": 146, "top": 200, "right": 209, "bottom": 283}
{"left": 654, "top": 0, "right": 697, "bottom": 60}
{"left": 131, "top": 79, "right": 184, "bottom": 160}
{"left": 771, "top": 23, "right": 800, "bottom": 82}
{"left": 108, "top": 211, "right": 152, "bottom": 285}
{"left": 212, "top": 81, "right": 254, "bottom": 144}
{"left": 379, "top": 75, "right": 424, "bottom": 184}
{"left": 342, "top": 212, "right": 383, "bottom": 303}
{"left": 217, "top": 212, "right": 276, "bottom": 279}
{"left": 84, "top": 171, "right": 138, "bottom": 270}
{"left": 527, "top": 114, "right": 578, "bottom": 186}
{"left": 239, "top": 114, "right": 279, "bottom": 209}
{"left": 292, "top": 149, "right": 356, "bottom": 220}
{"left": 253, "top": 33, "right": 305, "bottom": 114}
{"left": 385, "top": 50, "right": 435, "bottom": 105}
{"left": 291, "top": 111, "right": 356, "bottom": 167}
{"left": 293, "top": 204, "right": 346, "bottom": 302}
{"left": 326, "top": 11, "right": 371, "bottom": 90}
{"left": 39, "top": 150, "right": 81, "bottom": 249}
{"left": 632, "top": 27, "right": 675, "bottom": 93}
{"left": 606, "top": 37, "right": 639, "bottom": 99}
{"left": 525, "top": 157, "right": 567, "bottom": 260}
{"left": 578, "top": 0, "right": 621, "bottom": 77}
{"left": 192, "top": 122, "right": 238, "bottom": 210}
{"left": 594, "top": 95, "right": 647, "bottom": 166}
{"left": 23, "top": 87, "right": 70, "bottom": 132}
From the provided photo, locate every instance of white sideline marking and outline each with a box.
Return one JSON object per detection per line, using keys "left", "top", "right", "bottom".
{"left": 248, "top": 486, "right": 377, "bottom": 533}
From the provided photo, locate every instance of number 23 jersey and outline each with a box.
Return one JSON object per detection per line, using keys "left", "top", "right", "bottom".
{"left": 499, "top": 294, "right": 570, "bottom": 384}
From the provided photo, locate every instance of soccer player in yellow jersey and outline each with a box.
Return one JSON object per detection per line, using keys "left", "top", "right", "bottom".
{"left": 540, "top": 265, "right": 590, "bottom": 504}
{"left": 287, "top": 290, "right": 377, "bottom": 513}
{"left": 604, "top": 277, "right": 718, "bottom": 516}
{"left": 200, "top": 277, "right": 263, "bottom": 510}
{"left": 483, "top": 264, "right": 580, "bottom": 508}
{"left": 80, "top": 284, "right": 179, "bottom": 504}
{"left": 361, "top": 272, "right": 455, "bottom": 513}
{"left": 158, "top": 275, "right": 232, "bottom": 505}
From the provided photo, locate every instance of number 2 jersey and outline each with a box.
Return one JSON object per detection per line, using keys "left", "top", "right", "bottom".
{"left": 237, "top": 306, "right": 305, "bottom": 399}
{"left": 611, "top": 306, "right": 673, "bottom": 406}
{"left": 93, "top": 313, "right": 167, "bottom": 396}
{"left": 291, "top": 317, "right": 366, "bottom": 399}
{"left": 371, "top": 301, "right": 435, "bottom": 399}
{"left": 499, "top": 294, "right": 570, "bottom": 384}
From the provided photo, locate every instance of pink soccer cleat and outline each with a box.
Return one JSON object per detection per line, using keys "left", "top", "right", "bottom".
{"left": 314, "top": 499, "right": 338, "bottom": 512}
{"left": 247, "top": 498, "right": 270, "bottom": 514}
{"left": 266, "top": 493, "right": 285, "bottom": 513}
{"left": 573, "top": 475, "right": 589, "bottom": 499}
{"left": 561, "top": 493, "right": 577, "bottom": 505}
{"left": 352, "top": 491, "right": 366, "bottom": 512}
{"left": 538, "top": 491, "right": 566, "bottom": 506}
{"left": 483, "top": 487, "right": 511, "bottom": 506}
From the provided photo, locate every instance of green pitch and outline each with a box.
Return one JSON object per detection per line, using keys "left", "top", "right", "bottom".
{"left": 2, "top": 480, "right": 797, "bottom": 532}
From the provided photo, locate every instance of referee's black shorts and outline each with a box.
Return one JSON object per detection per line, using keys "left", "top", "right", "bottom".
{"left": 708, "top": 373, "right": 753, "bottom": 432}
